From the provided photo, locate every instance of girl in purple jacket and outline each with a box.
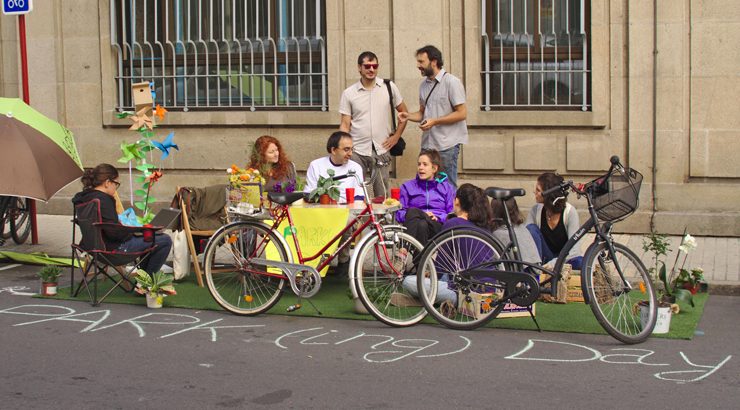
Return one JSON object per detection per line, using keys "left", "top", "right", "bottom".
{"left": 395, "top": 149, "right": 455, "bottom": 245}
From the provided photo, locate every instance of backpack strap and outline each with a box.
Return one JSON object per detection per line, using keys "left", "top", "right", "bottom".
{"left": 384, "top": 79, "right": 396, "bottom": 132}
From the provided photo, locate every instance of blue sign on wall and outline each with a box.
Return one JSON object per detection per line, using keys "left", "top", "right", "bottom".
{"left": 2, "top": 0, "right": 33, "bottom": 15}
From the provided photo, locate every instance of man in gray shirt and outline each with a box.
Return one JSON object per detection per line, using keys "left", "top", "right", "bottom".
{"left": 398, "top": 45, "right": 468, "bottom": 187}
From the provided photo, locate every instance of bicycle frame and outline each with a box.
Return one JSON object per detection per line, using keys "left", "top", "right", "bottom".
{"left": 491, "top": 170, "right": 633, "bottom": 303}
{"left": 236, "top": 172, "right": 402, "bottom": 289}
{"left": 268, "top": 201, "right": 387, "bottom": 274}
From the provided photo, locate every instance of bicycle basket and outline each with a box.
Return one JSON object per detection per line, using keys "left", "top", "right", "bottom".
{"left": 590, "top": 167, "right": 643, "bottom": 222}
{"left": 226, "top": 183, "right": 263, "bottom": 215}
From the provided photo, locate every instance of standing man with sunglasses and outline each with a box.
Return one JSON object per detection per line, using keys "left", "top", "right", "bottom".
{"left": 339, "top": 51, "right": 408, "bottom": 198}
{"left": 398, "top": 45, "right": 467, "bottom": 187}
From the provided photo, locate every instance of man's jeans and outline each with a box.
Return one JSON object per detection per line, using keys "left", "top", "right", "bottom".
{"left": 438, "top": 144, "right": 460, "bottom": 187}
{"left": 352, "top": 150, "right": 391, "bottom": 198}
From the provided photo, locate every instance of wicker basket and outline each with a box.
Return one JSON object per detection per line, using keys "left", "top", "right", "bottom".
{"left": 590, "top": 168, "right": 643, "bottom": 222}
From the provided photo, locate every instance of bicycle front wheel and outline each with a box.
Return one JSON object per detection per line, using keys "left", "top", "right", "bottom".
{"left": 416, "top": 228, "right": 507, "bottom": 330}
{"left": 204, "top": 221, "right": 288, "bottom": 315}
{"left": 353, "top": 230, "right": 426, "bottom": 327}
{"left": 10, "top": 198, "right": 30, "bottom": 244}
{"left": 583, "top": 241, "right": 657, "bottom": 344}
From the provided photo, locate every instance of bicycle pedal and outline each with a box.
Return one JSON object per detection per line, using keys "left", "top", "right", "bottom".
{"left": 286, "top": 304, "right": 302, "bottom": 312}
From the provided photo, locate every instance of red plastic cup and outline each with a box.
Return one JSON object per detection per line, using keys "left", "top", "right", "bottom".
{"left": 390, "top": 188, "right": 401, "bottom": 201}
{"left": 142, "top": 224, "right": 154, "bottom": 242}
{"left": 345, "top": 188, "right": 355, "bottom": 204}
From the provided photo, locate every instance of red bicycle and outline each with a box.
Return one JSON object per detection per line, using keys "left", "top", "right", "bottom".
{"left": 202, "top": 172, "right": 428, "bottom": 327}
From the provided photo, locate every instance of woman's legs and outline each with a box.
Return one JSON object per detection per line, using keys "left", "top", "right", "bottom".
{"left": 117, "top": 233, "right": 173, "bottom": 274}
{"left": 526, "top": 224, "right": 556, "bottom": 262}
{"left": 403, "top": 208, "right": 442, "bottom": 246}
{"left": 401, "top": 275, "right": 457, "bottom": 305}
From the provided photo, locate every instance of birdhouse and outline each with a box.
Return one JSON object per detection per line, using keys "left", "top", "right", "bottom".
{"left": 131, "top": 82, "right": 153, "bottom": 114}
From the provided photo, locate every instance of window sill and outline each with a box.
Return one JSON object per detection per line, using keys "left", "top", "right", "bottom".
{"left": 102, "top": 110, "right": 338, "bottom": 127}
{"left": 469, "top": 109, "right": 607, "bottom": 128}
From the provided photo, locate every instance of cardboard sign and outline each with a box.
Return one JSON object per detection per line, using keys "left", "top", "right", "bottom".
{"left": 268, "top": 207, "right": 351, "bottom": 276}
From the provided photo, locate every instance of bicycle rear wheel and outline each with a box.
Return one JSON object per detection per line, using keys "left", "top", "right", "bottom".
{"left": 583, "top": 241, "right": 657, "bottom": 344}
{"left": 353, "top": 230, "right": 426, "bottom": 327}
{"left": 204, "top": 221, "right": 288, "bottom": 315}
{"left": 416, "top": 228, "right": 507, "bottom": 330}
{"left": 10, "top": 198, "right": 30, "bottom": 244}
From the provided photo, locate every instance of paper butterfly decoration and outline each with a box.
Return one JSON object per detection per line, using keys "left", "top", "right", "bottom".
{"left": 151, "top": 131, "right": 179, "bottom": 159}
{"left": 154, "top": 104, "right": 167, "bottom": 121}
{"left": 129, "top": 107, "right": 153, "bottom": 131}
{"left": 118, "top": 140, "right": 145, "bottom": 163}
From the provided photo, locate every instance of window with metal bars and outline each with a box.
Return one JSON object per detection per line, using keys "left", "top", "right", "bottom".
{"left": 481, "top": 0, "right": 590, "bottom": 111}
{"left": 111, "top": 0, "right": 327, "bottom": 111}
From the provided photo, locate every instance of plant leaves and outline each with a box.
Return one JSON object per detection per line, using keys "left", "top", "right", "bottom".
{"left": 658, "top": 263, "right": 670, "bottom": 295}
{"left": 136, "top": 163, "right": 156, "bottom": 172}
{"left": 134, "top": 201, "right": 147, "bottom": 210}
{"left": 134, "top": 189, "right": 148, "bottom": 197}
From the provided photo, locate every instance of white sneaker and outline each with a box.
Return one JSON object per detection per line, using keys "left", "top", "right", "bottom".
{"left": 160, "top": 264, "right": 174, "bottom": 274}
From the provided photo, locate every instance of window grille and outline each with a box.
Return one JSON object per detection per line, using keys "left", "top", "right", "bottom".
{"left": 110, "top": 0, "right": 327, "bottom": 111}
{"left": 481, "top": 0, "right": 590, "bottom": 111}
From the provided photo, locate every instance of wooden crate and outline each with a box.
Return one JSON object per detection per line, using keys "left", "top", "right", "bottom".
{"left": 567, "top": 271, "right": 585, "bottom": 303}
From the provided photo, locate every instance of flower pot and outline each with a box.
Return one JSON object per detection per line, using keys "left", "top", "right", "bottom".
{"left": 641, "top": 304, "right": 672, "bottom": 334}
{"left": 41, "top": 282, "right": 58, "bottom": 296}
{"left": 145, "top": 293, "right": 164, "bottom": 308}
{"left": 682, "top": 282, "right": 700, "bottom": 295}
{"left": 319, "top": 194, "right": 331, "bottom": 205}
{"left": 353, "top": 297, "right": 369, "bottom": 315}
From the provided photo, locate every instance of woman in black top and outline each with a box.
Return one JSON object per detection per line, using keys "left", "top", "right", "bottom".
{"left": 71, "top": 163, "right": 172, "bottom": 274}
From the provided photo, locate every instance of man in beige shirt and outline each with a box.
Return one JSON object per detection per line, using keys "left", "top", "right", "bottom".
{"left": 339, "top": 51, "right": 408, "bottom": 198}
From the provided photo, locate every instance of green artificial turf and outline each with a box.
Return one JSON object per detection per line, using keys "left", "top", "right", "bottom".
{"left": 44, "top": 274, "right": 707, "bottom": 340}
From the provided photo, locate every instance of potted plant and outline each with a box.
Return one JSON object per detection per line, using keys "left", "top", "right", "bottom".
{"left": 675, "top": 267, "right": 705, "bottom": 295}
{"left": 134, "top": 269, "right": 177, "bottom": 308}
{"left": 37, "top": 265, "right": 63, "bottom": 296}
{"left": 640, "top": 231, "right": 699, "bottom": 333}
{"left": 308, "top": 169, "right": 340, "bottom": 204}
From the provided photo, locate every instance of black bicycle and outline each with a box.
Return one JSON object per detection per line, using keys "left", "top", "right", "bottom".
{"left": 414, "top": 156, "right": 658, "bottom": 344}
{"left": 0, "top": 196, "right": 31, "bottom": 245}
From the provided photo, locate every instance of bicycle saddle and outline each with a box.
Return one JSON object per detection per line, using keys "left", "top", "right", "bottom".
{"left": 268, "top": 192, "right": 306, "bottom": 205}
{"left": 484, "top": 187, "right": 526, "bottom": 200}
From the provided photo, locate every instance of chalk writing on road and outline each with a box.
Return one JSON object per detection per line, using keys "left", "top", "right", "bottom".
{"left": 0, "top": 286, "right": 35, "bottom": 296}
{"left": 274, "top": 327, "right": 472, "bottom": 363}
{"left": 0, "top": 304, "right": 470, "bottom": 363}
{"left": 506, "top": 339, "right": 733, "bottom": 384}
{"left": 0, "top": 304, "right": 263, "bottom": 341}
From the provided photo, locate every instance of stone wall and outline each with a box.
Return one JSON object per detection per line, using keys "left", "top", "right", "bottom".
{"left": 1, "top": 0, "right": 737, "bottom": 235}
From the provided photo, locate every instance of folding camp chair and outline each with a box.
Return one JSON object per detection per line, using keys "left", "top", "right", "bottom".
{"left": 70, "top": 198, "right": 159, "bottom": 305}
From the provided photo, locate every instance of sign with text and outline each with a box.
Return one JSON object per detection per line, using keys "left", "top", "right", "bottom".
{"left": 3, "top": 0, "right": 33, "bottom": 15}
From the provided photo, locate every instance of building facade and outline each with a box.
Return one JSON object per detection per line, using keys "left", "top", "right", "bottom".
{"left": 0, "top": 0, "right": 738, "bottom": 235}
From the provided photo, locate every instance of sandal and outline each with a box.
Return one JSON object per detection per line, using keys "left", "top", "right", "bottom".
{"left": 439, "top": 300, "right": 457, "bottom": 319}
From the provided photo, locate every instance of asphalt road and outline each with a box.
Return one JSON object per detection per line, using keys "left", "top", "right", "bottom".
{"left": 1, "top": 262, "right": 738, "bottom": 409}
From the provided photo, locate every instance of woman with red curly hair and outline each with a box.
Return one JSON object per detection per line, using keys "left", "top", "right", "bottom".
{"left": 248, "top": 135, "right": 297, "bottom": 193}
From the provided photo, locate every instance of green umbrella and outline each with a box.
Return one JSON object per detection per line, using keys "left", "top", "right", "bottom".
{"left": 0, "top": 98, "right": 83, "bottom": 201}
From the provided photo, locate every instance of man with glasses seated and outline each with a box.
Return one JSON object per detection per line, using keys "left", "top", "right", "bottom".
{"left": 304, "top": 131, "right": 364, "bottom": 204}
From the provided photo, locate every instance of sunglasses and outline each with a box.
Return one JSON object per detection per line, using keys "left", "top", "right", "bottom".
{"left": 363, "top": 63, "right": 379, "bottom": 70}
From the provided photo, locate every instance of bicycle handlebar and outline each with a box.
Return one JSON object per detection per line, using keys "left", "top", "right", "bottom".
{"left": 541, "top": 156, "right": 626, "bottom": 197}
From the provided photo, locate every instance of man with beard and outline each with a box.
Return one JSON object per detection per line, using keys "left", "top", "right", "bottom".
{"left": 398, "top": 45, "right": 468, "bottom": 187}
